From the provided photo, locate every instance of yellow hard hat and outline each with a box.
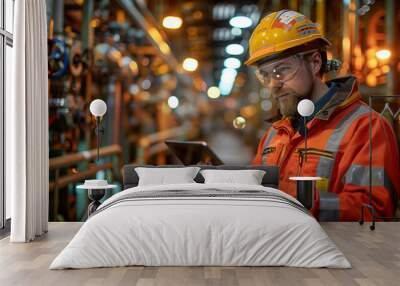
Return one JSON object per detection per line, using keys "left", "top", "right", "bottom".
{"left": 245, "top": 10, "right": 330, "bottom": 66}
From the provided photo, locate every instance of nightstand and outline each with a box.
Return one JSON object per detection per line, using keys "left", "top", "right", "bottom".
{"left": 77, "top": 180, "right": 117, "bottom": 216}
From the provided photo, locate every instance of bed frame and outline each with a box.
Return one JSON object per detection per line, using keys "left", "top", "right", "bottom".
{"left": 122, "top": 165, "right": 280, "bottom": 190}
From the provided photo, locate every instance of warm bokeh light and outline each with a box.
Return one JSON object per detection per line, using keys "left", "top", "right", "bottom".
{"left": 162, "top": 16, "right": 183, "bottom": 29}
{"left": 129, "top": 61, "right": 138, "bottom": 75}
{"left": 118, "top": 56, "right": 137, "bottom": 76}
{"left": 109, "top": 48, "right": 122, "bottom": 63}
{"left": 366, "top": 74, "right": 377, "bottom": 87}
{"left": 366, "top": 48, "right": 376, "bottom": 58}
{"left": 182, "top": 57, "right": 198, "bottom": 72}
{"left": 376, "top": 49, "right": 391, "bottom": 60}
{"left": 367, "top": 58, "right": 378, "bottom": 69}
{"left": 207, "top": 86, "right": 221, "bottom": 99}
{"left": 229, "top": 16, "right": 253, "bottom": 29}
{"left": 354, "top": 57, "right": 364, "bottom": 71}
{"left": 90, "top": 18, "right": 101, "bottom": 28}
{"left": 156, "top": 64, "right": 169, "bottom": 75}
{"left": 371, "top": 68, "right": 381, "bottom": 76}
{"left": 353, "top": 45, "right": 362, "bottom": 56}
{"left": 233, "top": 116, "right": 246, "bottom": 129}
{"left": 240, "top": 105, "right": 257, "bottom": 118}
{"left": 381, "top": 65, "right": 390, "bottom": 73}
{"left": 159, "top": 42, "right": 171, "bottom": 55}
{"left": 168, "top": 96, "right": 179, "bottom": 109}
{"left": 148, "top": 27, "right": 171, "bottom": 56}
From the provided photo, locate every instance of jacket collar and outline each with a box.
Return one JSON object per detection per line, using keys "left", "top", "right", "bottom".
{"left": 271, "top": 117, "right": 293, "bottom": 134}
{"left": 315, "top": 76, "right": 360, "bottom": 120}
{"left": 272, "top": 76, "right": 360, "bottom": 131}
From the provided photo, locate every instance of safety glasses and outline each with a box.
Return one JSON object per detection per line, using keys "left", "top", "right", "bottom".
{"left": 255, "top": 50, "right": 318, "bottom": 86}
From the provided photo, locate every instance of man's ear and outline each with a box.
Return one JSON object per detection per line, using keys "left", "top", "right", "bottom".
{"left": 309, "top": 52, "right": 322, "bottom": 76}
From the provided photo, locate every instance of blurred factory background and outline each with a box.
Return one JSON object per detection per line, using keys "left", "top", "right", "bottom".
{"left": 42, "top": 0, "right": 400, "bottom": 221}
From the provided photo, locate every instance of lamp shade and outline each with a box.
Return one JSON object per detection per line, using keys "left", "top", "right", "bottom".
{"left": 90, "top": 99, "right": 107, "bottom": 117}
{"left": 297, "top": 99, "right": 315, "bottom": 117}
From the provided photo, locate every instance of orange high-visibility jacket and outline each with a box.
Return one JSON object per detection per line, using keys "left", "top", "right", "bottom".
{"left": 253, "top": 76, "right": 400, "bottom": 221}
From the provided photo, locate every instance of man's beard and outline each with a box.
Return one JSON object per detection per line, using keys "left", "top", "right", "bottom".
{"left": 277, "top": 93, "right": 302, "bottom": 118}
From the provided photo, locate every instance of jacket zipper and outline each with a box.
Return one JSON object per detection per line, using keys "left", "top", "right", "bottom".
{"left": 297, "top": 148, "right": 335, "bottom": 176}
{"left": 297, "top": 148, "right": 335, "bottom": 161}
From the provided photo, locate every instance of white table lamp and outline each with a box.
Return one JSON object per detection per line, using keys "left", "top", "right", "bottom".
{"left": 90, "top": 99, "right": 107, "bottom": 117}
{"left": 89, "top": 99, "right": 107, "bottom": 162}
{"left": 297, "top": 99, "right": 315, "bottom": 163}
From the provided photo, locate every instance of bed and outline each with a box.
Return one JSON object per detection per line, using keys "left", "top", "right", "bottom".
{"left": 50, "top": 165, "right": 350, "bottom": 269}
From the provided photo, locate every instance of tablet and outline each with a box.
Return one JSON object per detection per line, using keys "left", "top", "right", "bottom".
{"left": 164, "top": 140, "right": 224, "bottom": 165}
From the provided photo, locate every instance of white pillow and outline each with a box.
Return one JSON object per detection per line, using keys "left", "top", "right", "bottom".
{"left": 135, "top": 167, "right": 200, "bottom": 186}
{"left": 200, "top": 169, "right": 266, "bottom": 185}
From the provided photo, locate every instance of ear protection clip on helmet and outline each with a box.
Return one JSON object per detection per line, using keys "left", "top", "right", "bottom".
{"left": 324, "top": 59, "right": 342, "bottom": 73}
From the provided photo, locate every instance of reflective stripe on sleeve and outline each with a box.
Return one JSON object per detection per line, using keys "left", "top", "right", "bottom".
{"left": 319, "top": 191, "right": 340, "bottom": 221}
{"left": 344, "top": 164, "right": 397, "bottom": 204}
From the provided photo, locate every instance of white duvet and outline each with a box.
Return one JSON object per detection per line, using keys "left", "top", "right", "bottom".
{"left": 50, "top": 183, "right": 351, "bottom": 269}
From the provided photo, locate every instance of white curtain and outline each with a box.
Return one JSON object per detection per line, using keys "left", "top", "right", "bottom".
{"left": 7, "top": 0, "right": 49, "bottom": 242}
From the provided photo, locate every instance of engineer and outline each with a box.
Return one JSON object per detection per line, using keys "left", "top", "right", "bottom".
{"left": 249, "top": 10, "right": 400, "bottom": 221}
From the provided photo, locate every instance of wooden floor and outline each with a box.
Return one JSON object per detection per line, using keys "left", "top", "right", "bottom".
{"left": 0, "top": 222, "right": 399, "bottom": 286}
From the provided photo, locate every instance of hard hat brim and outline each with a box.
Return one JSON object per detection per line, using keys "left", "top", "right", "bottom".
{"left": 245, "top": 35, "right": 331, "bottom": 66}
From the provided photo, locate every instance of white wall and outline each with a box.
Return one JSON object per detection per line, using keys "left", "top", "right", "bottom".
{"left": 5, "top": 0, "right": 14, "bottom": 33}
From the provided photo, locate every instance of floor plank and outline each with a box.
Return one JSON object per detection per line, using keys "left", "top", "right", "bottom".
{"left": 0, "top": 222, "right": 399, "bottom": 286}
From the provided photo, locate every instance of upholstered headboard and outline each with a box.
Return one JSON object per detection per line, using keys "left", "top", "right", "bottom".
{"left": 123, "top": 165, "right": 280, "bottom": 190}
